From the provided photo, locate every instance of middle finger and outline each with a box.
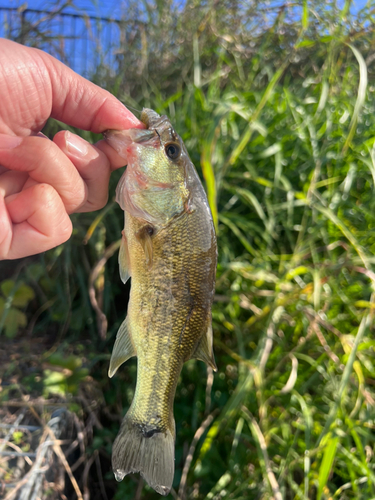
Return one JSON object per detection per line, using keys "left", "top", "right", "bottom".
{"left": 0, "top": 134, "right": 87, "bottom": 213}
{"left": 53, "top": 131, "right": 112, "bottom": 213}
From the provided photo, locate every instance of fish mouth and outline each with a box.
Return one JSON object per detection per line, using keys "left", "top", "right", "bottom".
{"left": 140, "top": 108, "right": 162, "bottom": 128}
{"left": 104, "top": 109, "right": 178, "bottom": 151}
{"left": 141, "top": 109, "right": 178, "bottom": 141}
{"left": 103, "top": 128, "right": 156, "bottom": 144}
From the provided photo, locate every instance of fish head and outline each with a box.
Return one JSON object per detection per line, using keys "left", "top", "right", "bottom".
{"left": 104, "top": 109, "right": 192, "bottom": 227}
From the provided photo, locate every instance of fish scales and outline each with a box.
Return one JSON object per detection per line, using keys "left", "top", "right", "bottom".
{"left": 104, "top": 109, "right": 217, "bottom": 496}
{"left": 126, "top": 208, "right": 216, "bottom": 426}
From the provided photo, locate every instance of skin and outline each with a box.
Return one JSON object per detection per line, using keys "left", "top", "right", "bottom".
{"left": 0, "top": 39, "right": 144, "bottom": 260}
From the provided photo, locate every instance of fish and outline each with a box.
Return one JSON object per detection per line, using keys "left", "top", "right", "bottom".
{"left": 104, "top": 109, "right": 217, "bottom": 496}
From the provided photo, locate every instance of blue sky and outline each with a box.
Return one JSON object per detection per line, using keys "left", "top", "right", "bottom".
{"left": 0, "top": 0, "right": 371, "bottom": 19}
{"left": 0, "top": 0, "right": 371, "bottom": 77}
{"left": 0, "top": 0, "right": 127, "bottom": 76}
{"left": 0, "top": 0, "right": 124, "bottom": 19}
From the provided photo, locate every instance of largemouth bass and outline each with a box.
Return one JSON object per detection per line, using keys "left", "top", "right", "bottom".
{"left": 104, "top": 109, "right": 217, "bottom": 496}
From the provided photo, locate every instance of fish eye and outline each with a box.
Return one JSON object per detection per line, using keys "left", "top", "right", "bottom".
{"left": 165, "top": 143, "right": 181, "bottom": 160}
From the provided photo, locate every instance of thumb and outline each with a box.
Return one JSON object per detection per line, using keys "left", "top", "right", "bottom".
{"left": 45, "top": 52, "right": 143, "bottom": 132}
{"left": 0, "top": 39, "right": 144, "bottom": 135}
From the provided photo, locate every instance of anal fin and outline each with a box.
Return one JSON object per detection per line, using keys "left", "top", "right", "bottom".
{"left": 191, "top": 322, "right": 217, "bottom": 371}
{"left": 109, "top": 317, "right": 136, "bottom": 378}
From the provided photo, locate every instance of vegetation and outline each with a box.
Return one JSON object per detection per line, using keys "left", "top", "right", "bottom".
{"left": 1, "top": 1, "right": 375, "bottom": 499}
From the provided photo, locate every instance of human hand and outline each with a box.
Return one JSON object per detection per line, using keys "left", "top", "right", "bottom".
{"left": 0, "top": 39, "right": 143, "bottom": 260}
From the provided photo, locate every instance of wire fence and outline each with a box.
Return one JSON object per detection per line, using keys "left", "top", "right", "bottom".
{"left": 0, "top": 6, "right": 124, "bottom": 78}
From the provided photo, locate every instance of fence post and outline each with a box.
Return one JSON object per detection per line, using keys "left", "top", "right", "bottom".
{"left": 20, "top": 8, "right": 26, "bottom": 44}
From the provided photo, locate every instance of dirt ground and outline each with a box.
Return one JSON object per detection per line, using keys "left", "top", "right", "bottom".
{"left": 0, "top": 336, "right": 118, "bottom": 500}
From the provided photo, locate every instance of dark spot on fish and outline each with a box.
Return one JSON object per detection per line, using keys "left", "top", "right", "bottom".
{"left": 137, "top": 424, "right": 162, "bottom": 438}
{"left": 144, "top": 428, "right": 161, "bottom": 438}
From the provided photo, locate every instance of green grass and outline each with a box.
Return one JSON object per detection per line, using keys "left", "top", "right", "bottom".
{"left": 2, "top": 1, "right": 375, "bottom": 499}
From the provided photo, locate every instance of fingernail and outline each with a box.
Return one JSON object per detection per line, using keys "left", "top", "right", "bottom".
{"left": 0, "top": 134, "right": 22, "bottom": 149}
{"left": 65, "top": 131, "right": 89, "bottom": 156}
{"left": 36, "top": 132, "right": 48, "bottom": 139}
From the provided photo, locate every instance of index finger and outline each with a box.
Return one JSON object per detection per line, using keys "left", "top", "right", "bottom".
{"left": 1, "top": 40, "right": 144, "bottom": 134}
{"left": 47, "top": 56, "right": 144, "bottom": 132}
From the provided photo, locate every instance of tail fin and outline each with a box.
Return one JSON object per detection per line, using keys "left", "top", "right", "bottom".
{"left": 112, "top": 416, "right": 175, "bottom": 496}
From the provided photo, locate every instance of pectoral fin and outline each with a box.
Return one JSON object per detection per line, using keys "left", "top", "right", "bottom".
{"left": 119, "top": 231, "right": 131, "bottom": 284}
{"left": 109, "top": 317, "right": 136, "bottom": 378}
{"left": 191, "top": 323, "right": 217, "bottom": 371}
{"left": 136, "top": 225, "right": 154, "bottom": 269}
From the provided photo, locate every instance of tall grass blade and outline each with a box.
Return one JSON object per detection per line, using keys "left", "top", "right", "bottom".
{"left": 342, "top": 44, "right": 368, "bottom": 154}
{"left": 317, "top": 435, "right": 339, "bottom": 500}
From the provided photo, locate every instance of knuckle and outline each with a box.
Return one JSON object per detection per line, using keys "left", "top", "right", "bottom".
{"left": 78, "top": 192, "right": 108, "bottom": 213}
{"left": 32, "top": 184, "right": 72, "bottom": 240}
{"left": 31, "top": 138, "right": 63, "bottom": 172}
{"left": 58, "top": 216, "right": 73, "bottom": 242}
{"left": 34, "top": 183, "right": 58, "bottom": 208}
{"left": 34, "top": 136, "right": 56, "bottom": 158}
{"left": 92, "top": 192, "right": 109, "bottom": 211}
{"left": 0, "top": 235, "right": 11, "bottom": 260}
{"left": 0, "top": 214, "right": 10, "bottom": 258}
